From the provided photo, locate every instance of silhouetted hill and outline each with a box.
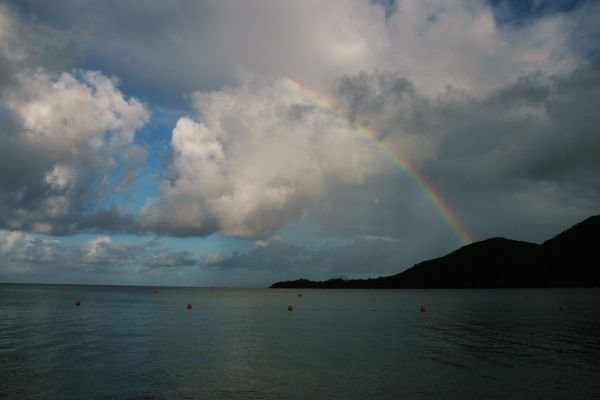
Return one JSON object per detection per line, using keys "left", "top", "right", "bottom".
{"left": 271, "top": 215, "right": 600, "bottom": 288}
{"left": 381, "top": 238, "right": 555, "bottom": 288}
{"left": 542, "top": 215, "right": 600, "bottom": 286}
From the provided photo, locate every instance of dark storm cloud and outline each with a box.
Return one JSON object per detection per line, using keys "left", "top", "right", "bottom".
{"left": 332, "top": 64, "right": 600, "bottom": 183}
{"left": 335, "top": 71, "right": 419, "bottom": 139}
{"left": 0, "top": 3, "right": 76, "bottom": 88}
{"left": 9, "top": 0, "right": 230, "bottom": 99}
{"left": 4, "top": 0, "right": 394, "bottom": 100}
{"left": 316, "top": 64, "right": 600, "bottom": 244}
{"left": 438, "top": 63, "right": 600, "bottom": 182}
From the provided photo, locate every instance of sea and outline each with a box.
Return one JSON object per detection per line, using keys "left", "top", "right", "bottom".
{"left": 1, "top": 284, "right": 599, "bottom": 399}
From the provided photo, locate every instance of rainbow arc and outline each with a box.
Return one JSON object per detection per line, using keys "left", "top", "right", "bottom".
{"left": 287, "top": 78, "right": 473, "bottom": 245}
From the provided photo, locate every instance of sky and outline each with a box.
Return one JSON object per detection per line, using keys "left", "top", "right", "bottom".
{"left": 0, "top": 0, "right": 599, "bottom": 287}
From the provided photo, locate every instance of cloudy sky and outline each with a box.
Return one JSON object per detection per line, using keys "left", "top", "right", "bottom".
{"left": 0, "top": 0, "right": 598, "bottom": 287}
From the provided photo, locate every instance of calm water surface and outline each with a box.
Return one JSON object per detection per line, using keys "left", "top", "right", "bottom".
{"left": 1, "top": 284, "right": 599, "bottom": 399}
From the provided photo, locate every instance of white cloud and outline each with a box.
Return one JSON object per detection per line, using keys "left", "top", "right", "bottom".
{"left": 0, "top": 230, "right": 62, "bottom": 266}
{"left": 0, "top": 68, "right": 149, "bottom": 233}
{"left": 0, "top": 230, "right": 200, "bottom": 274}
{"left": 7, "top": 70, "right": 148, "bottom": 152}
{"left": 380, "top": 0, "right": 579, "bottom": 95}
{"left": 141, "top": 76, "right": 388, "bottom": 238}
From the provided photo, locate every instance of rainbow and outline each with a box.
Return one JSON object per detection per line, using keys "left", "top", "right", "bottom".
{"left": 287, "top": 78, "right": 474, "bottom": 245}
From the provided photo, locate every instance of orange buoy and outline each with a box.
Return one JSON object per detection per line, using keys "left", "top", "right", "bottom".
{"left": 420, "top": 305, "right": 427, "bottom": 313}
{"left": 287, "top": 305, "right": 294, "bottom": 312}
{"left": 559, "top": 305, "right": 567, "bottom": 312}
{"left": 187, "top": 303, "right": 192, "bottom": 310}
{"left": 75, "top": 299, "right": 81, "bottom": 306}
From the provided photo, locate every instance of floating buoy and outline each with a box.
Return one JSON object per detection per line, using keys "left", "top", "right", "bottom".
{"left": 559, "top": 305, "right": 567, "bottom": 312}
{"left": 187, "top": 303, "right": 192, "bottom": 310}
{"left": 298, "top": 293, "right": 302, "bottom": 298}
{"left": 420, "top": 305, "right": 427, "bottom": 313}
{"left": 288, "top": 305, "right": 294, "bottom": 312}
{"left": 75, "top": 299, "right": 81, "bottom": 306}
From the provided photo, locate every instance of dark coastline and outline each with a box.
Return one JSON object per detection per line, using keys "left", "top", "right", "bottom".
{"left": 271, "top": 215, "right": 600, "bottom": 289}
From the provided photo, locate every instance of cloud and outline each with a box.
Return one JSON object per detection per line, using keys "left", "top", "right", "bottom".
{"left": 132, "top": 0, "right": 598, "bottom": 242}
{"left": 80, "top": 236, "right": 154, "bottom": 266}
{"left": 202, "top": 235, "right": 405, "bottom": 276}
{"left": 1, "top": 0, "right": 599, "bottom": 251}
{"left": 145, "top": 250, "right": 197, "bottom": 268}
{"left": 0, "top": 3, "right": 76, "bottom": 92}
{"left": 382, "top": 0, "right": 582, "bottom": 95}
{"left": 8, "top": 0, "right": 593, "bottom": 99}
{"left": 0, "top": 7, "right": 150, "bottom": 235}
{"left": 0, "top": 230, "right": 199, "bottom": 274}
{"left": 0, "top": 69, "right": 149, "bottom": 234}
{"left": 203, "top": 236, "right": 303, "bottom": 271}
{"left": 141, "top": 59, "right": 600, "bottom": 243}
{"left": 7, "top": 0, "right": 388, "bottom": 99}
{"left": 0, "top": 228, "right": 405, "bottom": 281}
{"left": 333, "top": 64, "right": 600, "bottom": 184}
{"left": 0, "top": 230, "right": 65, "bottom": 267}
{"left": 310, "top": 64, "right": 600, "bottom": 242}
{"left": 307, "top": 237, "right": 404, "bottom": 274}
{"left": 140, "top": 76, "right": 387, "bottom": 238}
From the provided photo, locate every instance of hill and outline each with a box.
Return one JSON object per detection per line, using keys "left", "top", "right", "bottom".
{"left": 270, "top": 215, "right": 600, "bottom": 288}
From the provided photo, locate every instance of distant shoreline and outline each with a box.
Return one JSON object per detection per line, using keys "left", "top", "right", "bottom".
{"left": 271, "top": 216, "right": 600, "bottom": 289}
{"left": 2, "top": 282, "right": 597, "bottom": 289}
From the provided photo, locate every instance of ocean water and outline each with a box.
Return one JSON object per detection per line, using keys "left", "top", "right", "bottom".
{"left": 0, "top": 285, "right": 599, "bottom": 399}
